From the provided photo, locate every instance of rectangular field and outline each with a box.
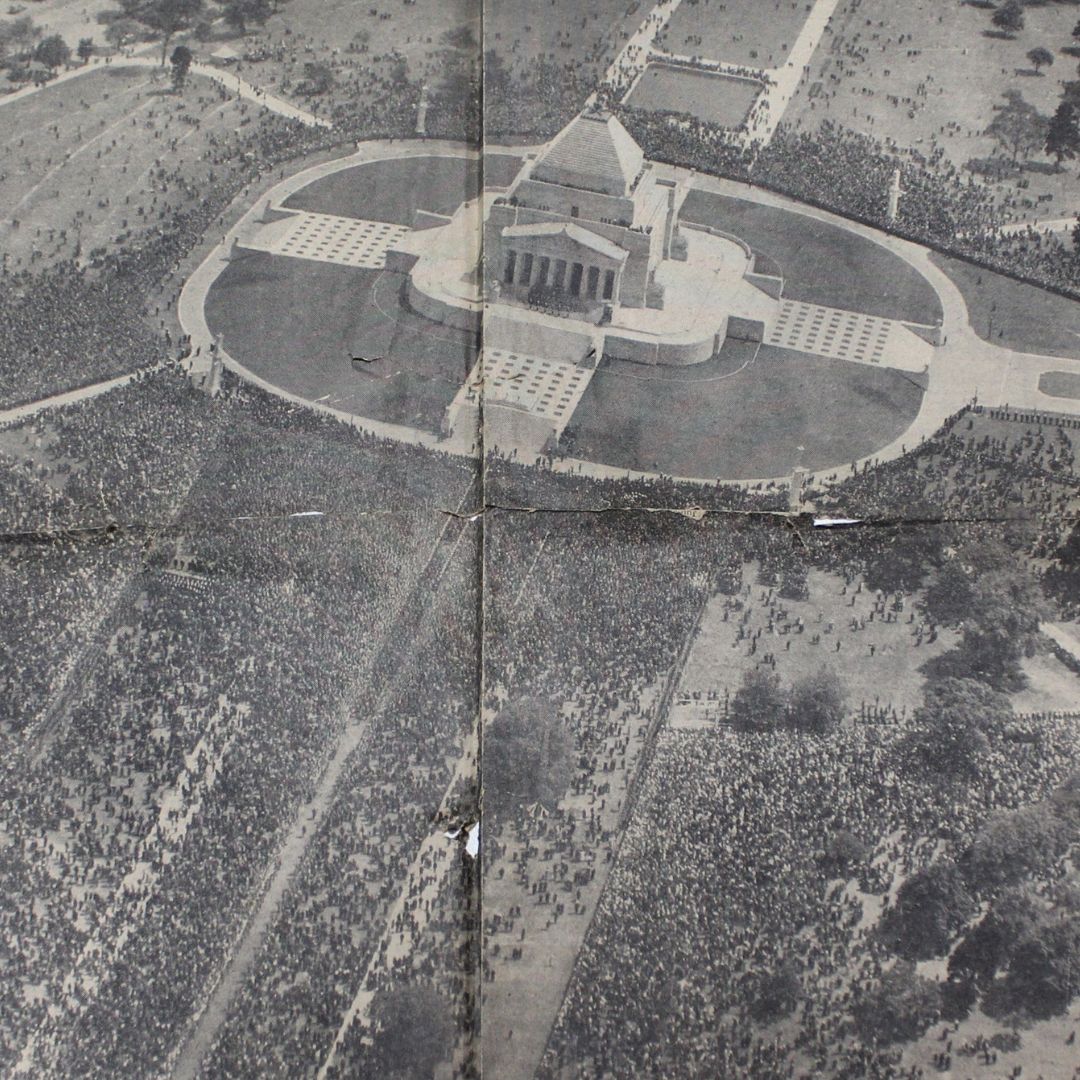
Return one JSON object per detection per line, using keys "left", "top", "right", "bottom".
{"left": 626, "top": 63, "right": 762, "bottom": 129}
{"left": 657, "top": 0, "right": 814, "bottom": 68}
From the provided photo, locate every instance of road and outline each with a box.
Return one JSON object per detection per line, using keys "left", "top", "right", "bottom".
{"left": 0, "top": 54, "right": 330, "bottom": 128}
{"left": 168, "top": 483, "right": 479, "bottom": 1080}
{"left": 0, "top": 365, "right": 166, "bottom": 430}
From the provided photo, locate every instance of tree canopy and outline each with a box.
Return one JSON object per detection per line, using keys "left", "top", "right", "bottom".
{"left": 221, "top": 0, "right": 274, "bottom": 34}
{"left": 118, "top": 0, "right": 204, "bottom": 63}
{"left": 881, "top": 861, "right": 978, "bottom": 960}
{"left": 483, "top": 697, "right": 575, "bottom": 819}
{"left": 1047, "top": 101, "right": 1080, "bottom": 166}
{"left": 369, "top": 984, "right": 455, "bottom": 1079}
{"left": 788, "top": 668, "right": 847, "bottom": 734}
{"left": 992, "top": 0, "right": 1024, "bottom": 36}
{"left": 1027, "top": 46, "right": 1053, "bottom": 74}
{"left": 984, "top": 91, "right": 1046, "bottom": 162}
{"left": 1004, "top": 912, "right": 1080, "bottom": 1018}
{"left": 33, "top": 34, "right": 70, "bottom": 70}
{"left": 949, "top": 886, "right": 1043, "bottom": 990}
{"left": 904, "top": 677, "right": 1013, "bottom": 781}
{"left": 730, "top": 667, "right": 786, "bottom": 733}
{"left": 854, "top": 961, "right": 941, "bottom": 1044}
{"left": 965, "top": 801, "right": 1072, "bottom": 891}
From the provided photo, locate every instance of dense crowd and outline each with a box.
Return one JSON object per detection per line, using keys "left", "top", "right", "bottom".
{"left": 203, "top": 520, "right": 482, "bottom": 1080}
{"left": 0, "top": 373, "right": 478, "bottom": 1077}
{"left": 540, "top": 710, "right": 1080, "bottom": 1079}
{"left": 4, "top": 3, "right": 1080, "bottom": 1078}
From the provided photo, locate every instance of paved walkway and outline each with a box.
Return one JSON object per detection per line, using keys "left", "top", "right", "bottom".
{"left": 748, "top": 0, "right": 844, "bottom": 145}
{"left": 767, "top": 300, "right": 931, "bottom": 373}
{"left": 0, "top": 365, "right": 165, "bottom": 430}
{"left": 169, "top": 491, "right": 476, "bottom": 1080}
{"left": 591, "top": 0, "right": 689, "bottom": 105}
{"left": 0, "top": 54, "right": 330, "bottom": 128}
{"left": 246, "top": 210, "right": 410, "bottom": 269}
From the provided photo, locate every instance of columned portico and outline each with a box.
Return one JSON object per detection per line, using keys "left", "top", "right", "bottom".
{"left": 499, "top": 221, "right": 627, "bottom": 310}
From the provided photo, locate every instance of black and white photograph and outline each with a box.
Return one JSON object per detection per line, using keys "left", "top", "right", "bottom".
{"left": 2, "top": 0, "right": 1080, "bottom": 1077}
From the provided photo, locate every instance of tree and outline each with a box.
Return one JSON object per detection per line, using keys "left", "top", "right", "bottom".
{"left": 1049, "top": 770, "right": 1080, "bottom": 828}
{"left": 789, "top": 668, "right": 846, "bottom": 734}
{"left": 966, "top": 802, "right": 1071, "bottom": 891}
{"left": 442, "top": 24, "right": 477, "bottom": 50}
{"left": 984, "top": 91, "right": 1046, "bottom": 162}
{"left": 853, "top": 961, "right": 942, "bottom": 1044}
{"left": 221, "top": 0, "right": 273, "bottom": 35}
{"left": 369, "top": 984, "right": 455, "bottom": 1078}
{"left": 104, "top": 17, "right": 143, "bottom": 50}
{"left": 77, "top": 37, "right": 94, "bottom": 64}
{"left": 923, "top": 558, "right": 977, "bottom": 627}
{"left": 118, "top": 0, "right": 204, "bottom": 65}
{"left": 955, "top": 567, "right": 1044, "bottom": 690}
{"left": 1074, "top": 19, "right": 1080, "bottom": 43}
{"left": 0, "top": 15, "right": 42, "bottom": 60}
{"left": 1046, "top": 101, "right": 1080, "bottom": 167}
{"left": 33, "top": 34, "right": 70, "bottom": 70}
{"left": 750, "top": 962, "right": 802, "bottom": 1022}
{"left": 881, "top": 861, "right": 978, "bottom": 960}
{"left": 949, "top": 886, "right": 1043, "bottom": 990}
{"left": 300, "top": 60, "right": 334, "bottom": 95}
{"left": 170, "top": 43, "right": 192, "bottom": 90}
{"left": 992, "top": 0, "right": 1024, "bottom": 37}
{"left": 730, "top": 667, "right": 786, "bottom": 733}
{"left": 483, "top": 697, "right": 575, "bottom": 819}
{"left": 1004, "top": 912, "right": 1080, "bottom": 1018}
{"left": 904, "top": 677, "right": 1013, "bottom": 781}
{"left": 820, "top": 828, "right": 871, "bottom": 877}
{"left": 1027, "top": 47, "right": 1053, "bottom": 75}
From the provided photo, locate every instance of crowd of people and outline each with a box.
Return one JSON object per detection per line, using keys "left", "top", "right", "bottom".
{"left": 3, "top": 2, "right": 1080, "bottom": 1078}
{"left": 540, "top": 706, "right": 1080, "bottom": 1079}
{"left": 0, "top": 371, "right": 481, "bottom": 1077}
{"left": 202, "top": 518, "right": 482, "bottom": 1080}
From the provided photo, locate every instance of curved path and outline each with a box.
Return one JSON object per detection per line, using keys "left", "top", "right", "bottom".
{"left": 177, "top": 139, "right": 1080, "bottom": 492}
{"left": 0, "top": 365, "right": 166, "bottom": 429}
{"left": 0, "top": 53, "right": 330, "bottom": 128}
{"left": 178, "top": 139, "right": 494, "bottom": 458}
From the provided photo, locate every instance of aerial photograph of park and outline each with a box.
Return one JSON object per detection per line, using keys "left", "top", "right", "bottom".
{"left": 2, "top": 0, "right": 1080, "bottom": 1077}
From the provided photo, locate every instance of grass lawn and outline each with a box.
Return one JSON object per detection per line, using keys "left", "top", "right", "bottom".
{"left": 0, "top": 65, "right": 253, "bottom": 270}
{"left": 785, "top": 0, "right": 1080, "bottom": 217}
{"left": 190, "top": 0, "right": 477, "bottom": 92}
{"left": 283, "top": 153, "right": 522, "bottom": 223}
{"left": 205, "top": 254, "right": 475, "bottom": 434}
{"left": 565, "top": 343, "right": 925, "bottom": 480}
{"left": 681, "top": 190, "right": 943, "bottom": 324}
{"left": 1039, "top": 371, "right": 1080, "bottom": 399}
{"left": 672, "top": 565, "right": 958, "bottom": 730}
{"left": 626, "top": 64, "right": 762, "bottom": 128}
{"left": 657, "top": 0, "right": 813, "bottom": 68}
{"left": 485, "top": 0, "right": 647, "bottom": 79}
{"left": 932, "top": 251, "right": 1080, "bottom": 359}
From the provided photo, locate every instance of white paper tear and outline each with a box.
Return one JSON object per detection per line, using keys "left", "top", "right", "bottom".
{"left": 813, "top": 517, "right": 862, "bottom": 528}
{"left": 443, "top": 822, "right": 480, "bottom": 859}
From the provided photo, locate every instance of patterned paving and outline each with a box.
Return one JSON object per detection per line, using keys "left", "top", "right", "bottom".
{"left": 454, "top": 348, "right": 596, "bottom": 433}
{"left": 766, "top": 300, "right": 930, "bottom": 372}
{"left": 256, "top": 211, "right": 410, "bottom": 269}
